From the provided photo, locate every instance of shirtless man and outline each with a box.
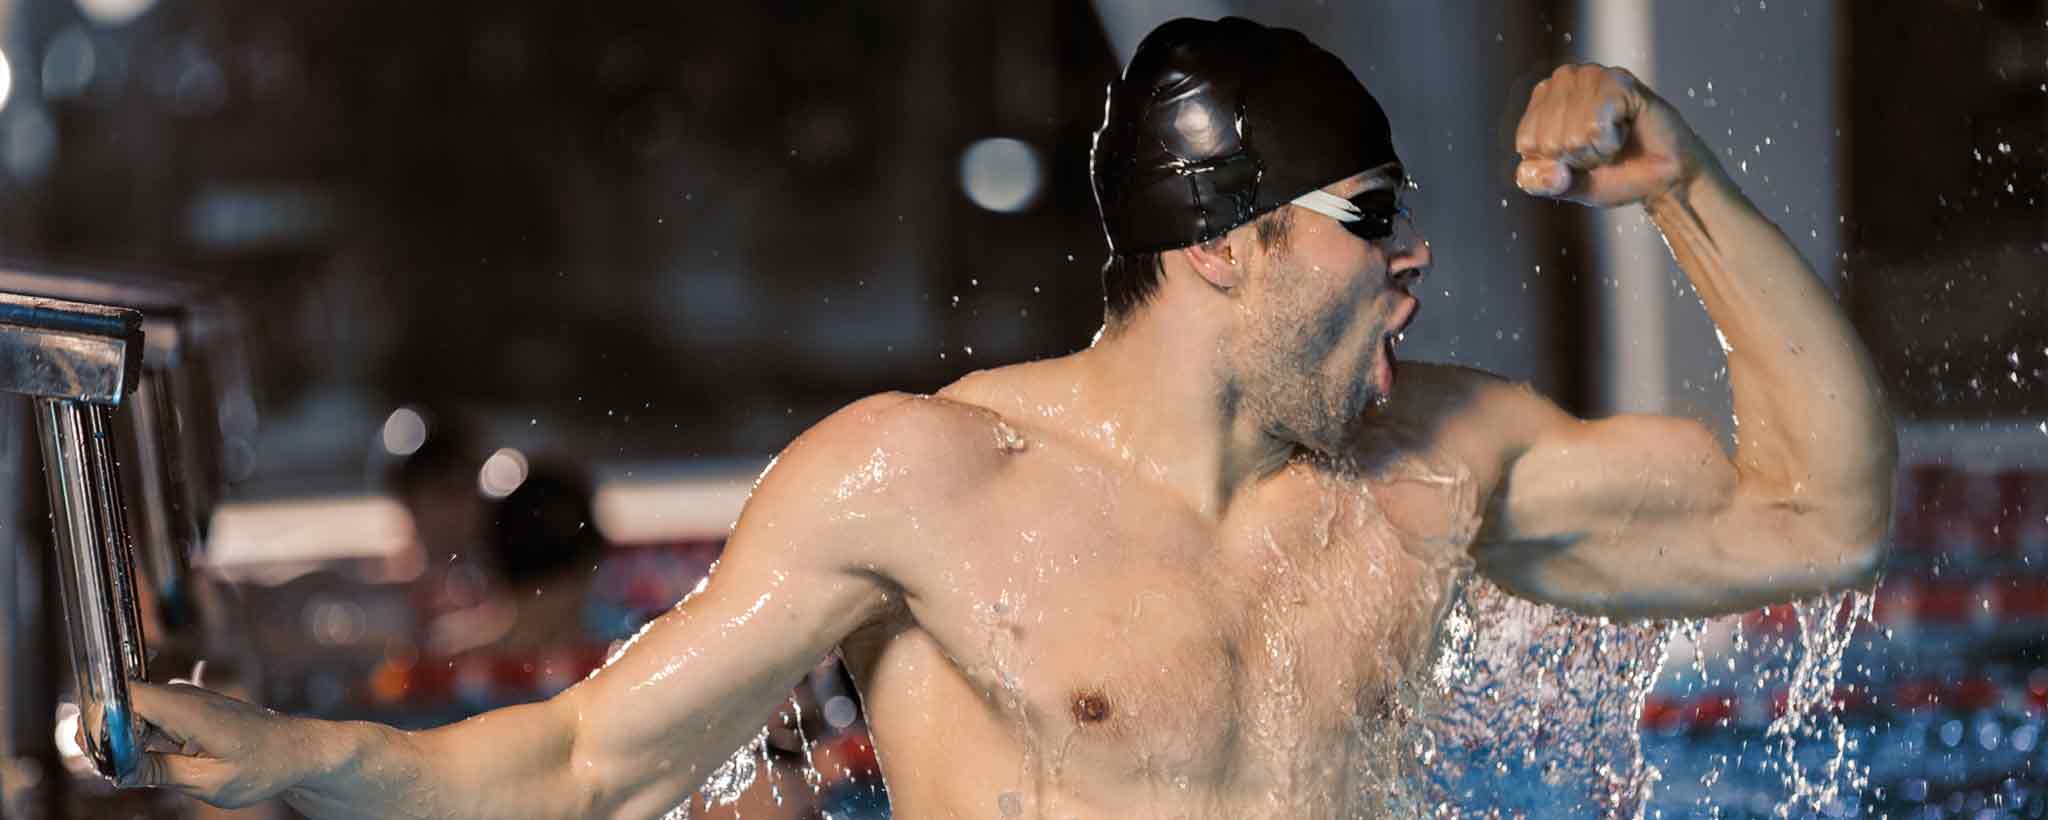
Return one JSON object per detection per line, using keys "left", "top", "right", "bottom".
{"left": 120, "top": 17, "right": 1894, "bottom": 819}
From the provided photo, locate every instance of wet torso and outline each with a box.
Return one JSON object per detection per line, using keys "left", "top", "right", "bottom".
{"left": 837, "top": 363, "right": 1488, "bottom": 819}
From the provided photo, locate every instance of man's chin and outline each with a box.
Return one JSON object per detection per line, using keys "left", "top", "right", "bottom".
{"left": 1302, "top": 398, "right": 1379, "bottom": 456}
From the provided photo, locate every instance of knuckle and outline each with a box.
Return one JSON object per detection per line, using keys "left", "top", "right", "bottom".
{"left": 132, "top": 755, "right": 165, "bottom": 788}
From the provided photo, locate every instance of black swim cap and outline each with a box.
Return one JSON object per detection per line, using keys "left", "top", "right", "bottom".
{"left": 1090, "top": 17, "right": 1400, "bottom": 254}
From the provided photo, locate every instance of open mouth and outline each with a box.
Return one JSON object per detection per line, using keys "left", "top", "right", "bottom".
{"left": 1382, "top": 297, "right": 1420, "bottom": 357}
{"left": 1376, "top": 296, "right": 1419, "bottom": 395}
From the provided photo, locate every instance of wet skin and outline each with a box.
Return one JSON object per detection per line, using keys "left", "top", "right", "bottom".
{"left": 833, "top": 372, "right": 1486, "bottom": 819}
{"left": 121, "top": 64, "right": 1895, "bottom": 820}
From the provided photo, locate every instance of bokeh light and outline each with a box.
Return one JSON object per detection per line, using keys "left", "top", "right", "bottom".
{"left": 478, "top": 447, "right": 529, "bottom": 498}
{"left": 75, "top": 0, "right": 157, "bottom": 27}
{"left": 0, "top": 50, "right": 14, "bottom": 112}
{"left": 380, "top": 407, "right": 428, "bottom": 456}
{"left": 958, "top": 137, "right": 1042, "bottom": 213}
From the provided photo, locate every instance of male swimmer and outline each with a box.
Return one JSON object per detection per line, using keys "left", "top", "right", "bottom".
{"left": 121, "top": 17, "right": 1894, "bottom": 819}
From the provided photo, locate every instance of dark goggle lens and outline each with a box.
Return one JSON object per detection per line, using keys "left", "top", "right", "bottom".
{"left": 1340, "top": 189, "right": 1407, "bottom": 241}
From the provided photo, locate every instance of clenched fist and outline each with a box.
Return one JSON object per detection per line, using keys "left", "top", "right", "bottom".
{"left": 1513, "top": 63, "right": 1710, "bottom": 208}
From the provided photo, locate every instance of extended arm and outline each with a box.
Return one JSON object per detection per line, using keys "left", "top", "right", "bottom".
{"left": 131, "top": 394, "right": 924, "bottom": 819}
{"left": 1471, "top": 65, "right": 1895, "bottom": 619}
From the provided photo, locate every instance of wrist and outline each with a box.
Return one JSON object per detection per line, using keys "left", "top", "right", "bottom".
{"left": 1643, "top": 157, "right": 1721, "bottom": 220}
{"left": 292, "top": 717, "right": 376, "bottom": 793}
{"left": 1643, "top": 177, "right": 1693, "bottom": 219}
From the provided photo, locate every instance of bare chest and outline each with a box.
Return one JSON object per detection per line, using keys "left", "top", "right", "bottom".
{"left": 891, "top": 457, "right": 1480, "bottom": 794}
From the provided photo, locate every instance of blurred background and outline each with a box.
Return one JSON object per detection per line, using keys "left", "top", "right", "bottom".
{"left": 0, "top": 0, "right": 2040, "bottom": 817}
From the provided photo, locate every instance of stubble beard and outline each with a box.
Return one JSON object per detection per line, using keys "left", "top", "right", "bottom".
{"left": 1229, "top": 306, "right": 1382, "bottom": 458}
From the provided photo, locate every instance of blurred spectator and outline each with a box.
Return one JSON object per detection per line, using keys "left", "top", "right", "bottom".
{"left": 387, "top": 407, "right": 501, "bottom": 655}
{"left": 474, "top": 460, "right": 608, "bottom": 651}
{"left": 390, "top": 406, "right": 488, "bottom": 570}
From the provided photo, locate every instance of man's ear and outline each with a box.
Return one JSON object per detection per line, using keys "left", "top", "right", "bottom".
{"left": 1179, "top": 236, "right": 1241, "bottom": 291}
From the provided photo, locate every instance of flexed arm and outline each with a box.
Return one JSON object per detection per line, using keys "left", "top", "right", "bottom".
{"left": 1470, "top": 64, "right": 1895, "bottom": 618}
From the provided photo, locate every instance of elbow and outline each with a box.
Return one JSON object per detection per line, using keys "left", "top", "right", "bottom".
{"left": 1807, "top": 466, "right": 1897, "bottom": 593}
{"left": 1812, "top": 507, "right": 1888, "bottom": 592}
{"left": 557, "top": 702, "right": 697, "bottom": 820}
{"left": 1842, "top": 476, "right": 1897, "bottom": 590}
{"left": 552, "top": 696, "right": 610, "bottom": 820}
{"left": 1827, "top": 540, "right": 1885, "bottom": 591}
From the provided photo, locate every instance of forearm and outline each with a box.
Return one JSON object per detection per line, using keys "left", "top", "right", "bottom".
{"left": 1645, "top": 162, "right": 1896, "bottom": 537}
{"left": 283, "top": 699, "right": 593, "bottom": 820}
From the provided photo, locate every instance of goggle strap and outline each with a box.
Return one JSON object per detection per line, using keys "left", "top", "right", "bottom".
{"left": 1289, "top": 189, "right": 1362, "bottom": 223}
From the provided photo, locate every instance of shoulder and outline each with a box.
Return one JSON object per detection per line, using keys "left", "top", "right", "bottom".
{"left": 1367, "top": 362, "right": 1576, "bottom": 472}
{"left": 753, "top": 391, "right": 1018, "bottom": 513}
{"left": 725, "top": 391, "right": 1018, "bottom": 593}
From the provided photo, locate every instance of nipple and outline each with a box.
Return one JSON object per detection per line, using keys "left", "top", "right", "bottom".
{"left": 1071, "top": 689, "right": 1113, "bottom": 724}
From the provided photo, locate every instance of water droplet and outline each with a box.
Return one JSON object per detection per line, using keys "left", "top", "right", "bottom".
{"left": 992, "top": 421, "right": 1027, "bottom": 453}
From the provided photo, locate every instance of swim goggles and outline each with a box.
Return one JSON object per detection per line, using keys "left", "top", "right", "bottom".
{"left": 1289, "top": 188, "right": 1409, "bottom": 242}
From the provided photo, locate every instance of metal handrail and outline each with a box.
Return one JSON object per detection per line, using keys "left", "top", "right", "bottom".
{"left": 0, "top": 291, "right": 149, "bottom": 784}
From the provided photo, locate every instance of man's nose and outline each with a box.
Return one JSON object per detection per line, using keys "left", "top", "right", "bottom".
{"left": 1388, "top": 217, "right": 1430, "bottom": 289}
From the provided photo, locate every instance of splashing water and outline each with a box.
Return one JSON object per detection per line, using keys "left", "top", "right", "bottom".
{"left": 1424, "top": 581, "right": 1672, "bottom": 817}
{"left": 1764, "top": 591, "right": 1874, "bottom": 816}
{"left": 1422, "top": 583, "right": 1876, "bottom": 818}
{"left": 703, "top": 729, "right": 767, "bottom": 804}
{"left": 668, "top": 726, "right": 772, "bottom": 819}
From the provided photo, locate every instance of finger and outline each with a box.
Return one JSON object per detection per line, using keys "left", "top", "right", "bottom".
{"left": 1537, "top": 72, "right": 1580, "bottom": 163}
{"left": 144, "top": 727, "right": 180, "bottom": 753}
{"left": 129, "top": 682, "right": 213, "bottom": 751}
{"left": 1560, "top": 130, "right": 1602, "bottom": 170}
{"left": 1557, "top": 89, "right": 1603, "bottom": 167}
{"left": 129, "top": 681, "right": 184, "bottom": 725}
{"left": 143, "top": 724, "right": 205, "bottom": 755}
{"left": 1514, "top": 79, "right": 1553, "bottom": 157}
{"left": 1516, "top": 158, "right": 1571, "bottom": 197}
{"left": 129, "top": 750, "right": 226, "bottom": 797}
{"left": 1588, "top": 96, "right": 1627, "bottom": 160}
